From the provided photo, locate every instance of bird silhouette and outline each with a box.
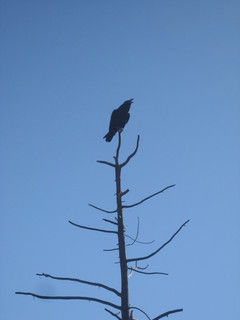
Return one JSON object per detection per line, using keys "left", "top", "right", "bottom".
{"left": 104, "top": 99, "right": 134, "bottom": 142}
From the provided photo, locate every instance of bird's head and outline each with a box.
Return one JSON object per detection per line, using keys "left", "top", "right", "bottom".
{"left": 118, "top": 98, "right": 134, "bottom": 112}
{"left": 128, "top": 98, "right": 134, "bottom": 104}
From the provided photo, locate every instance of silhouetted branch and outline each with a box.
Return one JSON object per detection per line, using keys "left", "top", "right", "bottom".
{"left": 120, "top": 135, "right": 140, "bottom": 168}
{"left": 130, "top": 310, "right": 134, "bottom": 320}
{"left": 121, "top": 189, "right": 130, "bottom": 196}
{"left": 69, "top": 220, "right": 117, "bottom": 235}
{"left": 125, "top": 218, "right": 155, "bottom": 246}
{"left": 122, "top": 184, "right": 176, "bottom": 209}
{"left": 152, "top": 308, "right": 183, "bottom": 320}
{"left": 105, "top": 236, "right": 154, "bottom": 251}
{"left": 115, "top": 131, "right": 122, "bottom": 160}
{"left": 105, "top": 308, "right": 121, "bottom": 320}
{"left": 128, "top": 268, "right": 168, "bottom": 276}
{"left": 103, "top": 247, "right": 119, "bottom": 252}
{"left": 15, "top": 292, "right": 121, "bottom": 310}
{"left": 129, "top": 306, "right": 151, "bottom": 320}
{"left": 104, "top": 223, "right": 155, "bottom": 251}
{"left": 36, "top": 273, "right": 121, "bottom": 297}
{"left": 125, "top": 217, "right": 139, "bottom": 247}
{"left": 88, "top": 204, "right": 117, "bottom": 214}
{"left": 127, "top": 219, "right": 190, "bottom": 263}
{"left": 102, "top": 218, "right": 118, "bottom": 226}
{"left": 97, "top": 160, "right": 115, "bottom": 167}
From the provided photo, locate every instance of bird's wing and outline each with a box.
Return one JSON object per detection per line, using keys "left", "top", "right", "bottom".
{"left": 109, "top": 109, "right": 118, "bottom": 131}
{"left": 124, "top": 113, "right": 130, "bottom": 125}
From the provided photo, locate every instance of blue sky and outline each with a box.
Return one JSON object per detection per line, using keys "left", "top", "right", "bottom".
{"left": 1, "top": 1, "right": 239, "bottom": 319}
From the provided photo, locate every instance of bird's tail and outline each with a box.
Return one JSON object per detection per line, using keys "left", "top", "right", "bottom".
{"left": 103, "top": 132, "right": 114, "bottom": 142}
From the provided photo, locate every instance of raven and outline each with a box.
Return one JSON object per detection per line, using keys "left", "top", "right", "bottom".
{"left": 104, "top": 99, "right": 134, "bottom": 142}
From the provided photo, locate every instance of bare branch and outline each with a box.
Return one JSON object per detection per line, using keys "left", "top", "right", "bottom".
{"left": 36, "top": 273, "right": 121, "bottom": 297}
{"left": 122, "top": 184, "right": 176, "bottom": 209}
{"left": 125, "top": 217, "right": 140, "bottom": 247}
{"left": 152, "top": 308, "right": 183, "bottom": 320}
{"left": 136, "top": 263, "right": 149, "bottom": 270}
{"left": 125, "top": 218, "right": 155, "bottom": 246}
{"left": 129, "top": 306, "right": 151, "bottom": 320}
{"left": 105, "top": 308, "right": 121, "bottom": 320}
{"left": 69, "top": 220, "right": 117, "bottom": 235}
{"left": 104, "top": 232, "right": 150, "bottom": 251}
{"left": 102, "top": 218, "right": 118, "bottom": 226}
{"left": 15, "top": 292, "right": 121, "bottom": 310}
{"left": 121, "top": 189, "right": 130, "bottom": 197}
{"left": 102, "top": 227, "right": 152, "bottom": 251}
{"left": 127, "top": 219, "right": 190, "bottom": 263}
{"left": 97, "top": 160, "right": 115, "bottom": 167}
{"left": 128, "top": 268, "right": 168, "bottom": 276}
{"left": 88, "top": 204, "right": 117, "bottom": 214}
{"left": 125, "top": 234, "right": 155, "bottom": 245}
{"left": 120, "top": 135, "right": 140, "bottom": 168}
{"left": 103, "top": 247, "right": 118, "bottom": 252}
{"left": 128, "top": 268, "right": 134, "bottom": 278}
{"left": 130, "top": 310, "right": 134, "bottom": 320}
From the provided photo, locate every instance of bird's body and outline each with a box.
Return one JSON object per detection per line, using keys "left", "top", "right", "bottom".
{"left": 104, "top": 99, "right": 134, "bottom": 142}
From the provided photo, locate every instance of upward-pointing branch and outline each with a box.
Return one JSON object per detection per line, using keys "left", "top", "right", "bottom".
{"left": 120, "top": 135, "right": 140, "bottom": 168}
{"left": 122, "top": 184, "right": 176, "bottom": 209}
{"left": 152, "top": 308, "right": 183, "bottom": 320}
{"left": 127, "top": 220, "right": 189, "bottom": 263}
{"left": 115, "top": 130, "right": 122, "bottom": 160}
{"left": 129, "top": 306, "right": 151, "bottom": 320}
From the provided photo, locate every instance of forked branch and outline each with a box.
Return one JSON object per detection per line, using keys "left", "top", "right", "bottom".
{"left": 15, "top": 292, "right": 121, "bottom": 310}
{"left": 125, "top": 234, "right": 155, "bottom": 245}
{"left": 128, "top": 267, "right": 168, "bottom": 276}
{"left": 128, "top": 261, "right": 167, "bottom": 275}
{"left": 127, "top": 219, "right": 189, "bottom": 263}
{"left": 36, "top": 273, "right": 121, "bottom": 297}
{"left": 129, "top": 306, "right": 151, "bottom": 320}
{"left": 125, "top": 217, "right": 155, "bottom": 246}
{"left": 126, "top": 217, "right": 140, "bottom": 246}
{"left": 122, "top": 184, "right": 176, "bottom": 209}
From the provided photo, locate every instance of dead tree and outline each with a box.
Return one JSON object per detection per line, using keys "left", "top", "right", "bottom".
{"left": 16, "top": 132, "right": 189, "bottom": 320}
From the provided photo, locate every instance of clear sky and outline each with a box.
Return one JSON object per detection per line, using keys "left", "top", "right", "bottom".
{"left": 1, "top": 1, "right": 239, "bottom": 320}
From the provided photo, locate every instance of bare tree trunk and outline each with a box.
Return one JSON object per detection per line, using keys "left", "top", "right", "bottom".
{"left": 115, "top": 133, "right": 129, "bottom": 320}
